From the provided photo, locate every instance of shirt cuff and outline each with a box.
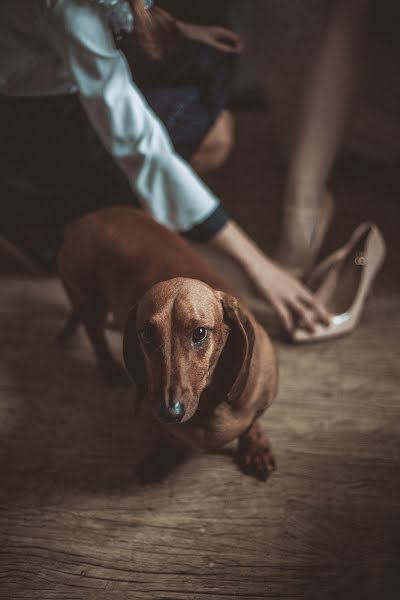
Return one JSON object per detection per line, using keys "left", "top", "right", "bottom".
{"left": 180, "top": 204, "right": 229, "bottom": 242}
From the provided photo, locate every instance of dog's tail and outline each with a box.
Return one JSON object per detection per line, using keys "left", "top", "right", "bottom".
{"left": 56, "top": 311, "right": 80, "bottom": 345}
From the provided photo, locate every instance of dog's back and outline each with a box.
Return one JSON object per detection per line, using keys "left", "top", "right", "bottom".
{"left": 59, "top": 206, "right": 230, "bottom": 329}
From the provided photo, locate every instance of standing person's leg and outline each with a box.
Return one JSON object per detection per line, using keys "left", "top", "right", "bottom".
{"left": 275, "top": 0, "right": 369, "bottom": 277}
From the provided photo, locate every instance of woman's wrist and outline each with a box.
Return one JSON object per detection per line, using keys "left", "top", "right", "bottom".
{"left": 209, "top": 220, "right": 274, "bottom": 280}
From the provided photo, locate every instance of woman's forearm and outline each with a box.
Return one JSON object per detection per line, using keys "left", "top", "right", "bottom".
{"left": 209, "top": 220, "right": 273, "bottom": 280}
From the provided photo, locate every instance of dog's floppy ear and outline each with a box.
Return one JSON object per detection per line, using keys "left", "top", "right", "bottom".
{"left": 122, "top": 305, "right": 145, "bottom": 416}
{"left": 212, "top": 291, "right": 255, "bottom": 407}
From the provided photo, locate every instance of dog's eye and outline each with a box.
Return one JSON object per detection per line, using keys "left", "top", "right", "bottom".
{"left": 139, "top": 324, "right": 158, "bottom": 348}
{"left": 192, "top": 327, "right": 208, "bottom": 344}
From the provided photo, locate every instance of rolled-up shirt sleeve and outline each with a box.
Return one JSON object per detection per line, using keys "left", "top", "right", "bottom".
{"left": 44, "top": 0, "right": 228, "bottom": 238}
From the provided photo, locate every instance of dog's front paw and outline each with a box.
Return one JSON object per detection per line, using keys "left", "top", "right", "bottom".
{"left": 101, "top": 359, "right": 131, "bottom": 388}
{"left": 236, "top": 429, "right": 277, "bottom": 482}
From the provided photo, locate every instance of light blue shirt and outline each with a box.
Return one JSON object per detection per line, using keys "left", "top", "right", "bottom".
{"left": 0, "top": 0, "right": 222, "bottom": 233}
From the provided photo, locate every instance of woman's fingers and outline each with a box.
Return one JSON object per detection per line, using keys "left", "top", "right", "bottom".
{"left": 209, "top": 27, "right": 243, "bottom": 52}
{"left": 242, "top": 254, "right": 329, "bottom": 334}
{"left": 296, "top": 287, "right": 330, "bottom": 325}
{"left": 273, "top": 288, "right": 328, "bottom": 334}
{"left": 212, "top": 27, "right": 241, "bottom": 41}
{"left": 288, "top": 298, "right": 316, "bottom": 333}
{"left": 178, "top": 23, "right": 242, "bottom": 53}
{"left": 208, "top": 39, "right": 238, "bottom": 53}
{"left": 271, "top": 297, "right": 294, "bottom": 334}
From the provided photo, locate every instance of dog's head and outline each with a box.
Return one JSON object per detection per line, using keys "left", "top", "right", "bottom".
{"left": 123, "top": 277, "right": 255, "bottom": 424}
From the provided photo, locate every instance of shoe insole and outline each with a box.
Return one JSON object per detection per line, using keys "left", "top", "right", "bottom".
{"left": 313, "top": 233, "right": 368, "bottom": 315}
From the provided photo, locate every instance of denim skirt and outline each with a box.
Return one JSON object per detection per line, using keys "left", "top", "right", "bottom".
{"left": 0, "top": 37, "right": 236, "bottom": 269}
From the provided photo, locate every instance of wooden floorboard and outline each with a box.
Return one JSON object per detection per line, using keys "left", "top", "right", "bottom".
{"left": 1, "top": 116, "right": 399, "bottom": 599}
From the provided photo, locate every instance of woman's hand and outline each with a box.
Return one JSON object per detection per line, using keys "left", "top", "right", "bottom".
{"left": 249, "top": 256, "right": 330, "bottom": 334}
{"left": 210, "top": 221, "right": 330, "bottom": 335}
{"left": 176, "top": 21, "right": 242, "bottom": 54}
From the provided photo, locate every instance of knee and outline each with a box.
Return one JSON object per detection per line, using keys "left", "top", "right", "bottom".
{"left": 190, "top": 111, "right": 235, "bottom": 174}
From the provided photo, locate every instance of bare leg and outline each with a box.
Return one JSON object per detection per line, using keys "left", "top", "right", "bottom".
{"left": 190, "top": 110, "right": 235, "bottom": 174}
{"left": 275, "top": 0, "right": 368, "bottom": 277}
{"left": 236, "top": 421, "right": 276, "bottom": 481}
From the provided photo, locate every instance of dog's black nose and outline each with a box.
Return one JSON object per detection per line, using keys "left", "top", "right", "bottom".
{"left": 158, "top": 400, "right": 185, "bottom": 423}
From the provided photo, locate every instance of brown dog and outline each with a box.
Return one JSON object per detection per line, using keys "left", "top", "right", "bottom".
{"left": 58, "top": 207, "right": 278, "bottom": 480}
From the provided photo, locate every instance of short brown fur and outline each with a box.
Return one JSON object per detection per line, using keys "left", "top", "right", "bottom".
{"left": 58, "top": 207, "right": 278, "bottom": 480}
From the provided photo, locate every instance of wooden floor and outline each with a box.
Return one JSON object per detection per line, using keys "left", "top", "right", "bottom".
{"left": 1, "top": 116, "right": 399, "bottom": 600}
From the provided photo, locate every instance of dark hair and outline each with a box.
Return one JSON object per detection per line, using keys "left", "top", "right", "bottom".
{"left": 129, "top": 0, "right": 179, "bottom": 59}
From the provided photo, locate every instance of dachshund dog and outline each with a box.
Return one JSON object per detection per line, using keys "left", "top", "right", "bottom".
{"left": 58, "top": 207, "right": 278, "bottom": 480}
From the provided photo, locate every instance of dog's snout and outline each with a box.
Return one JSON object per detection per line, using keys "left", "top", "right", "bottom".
{"left": 158, "top": 398, "right": 185, "bottom": 423}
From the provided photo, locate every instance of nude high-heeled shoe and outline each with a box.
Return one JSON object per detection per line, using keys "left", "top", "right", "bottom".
{"left": 292, "top": 222, "right": 386, "bottom": 343}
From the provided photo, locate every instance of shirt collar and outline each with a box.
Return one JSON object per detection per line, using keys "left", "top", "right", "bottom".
{"left": 89, "top": 0, "right": 154, "bottom": 38}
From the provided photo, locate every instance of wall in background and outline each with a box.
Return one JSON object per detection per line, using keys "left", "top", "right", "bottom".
{"left": 231, "top": 0, "right": 400, "bottom": 162}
